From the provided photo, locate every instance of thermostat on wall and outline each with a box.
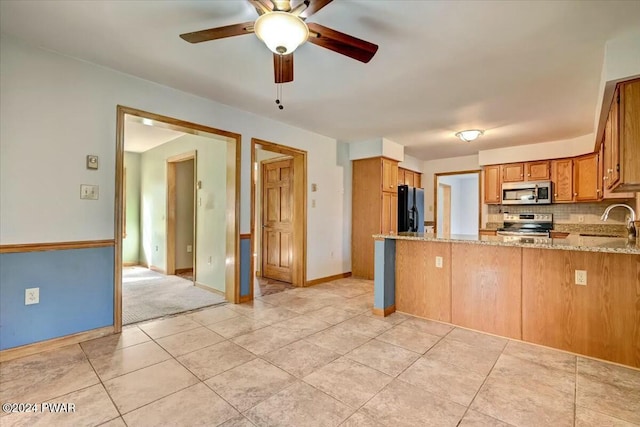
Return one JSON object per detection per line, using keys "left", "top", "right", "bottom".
{"left": 86, "top": 155, "right": 99, "bottom": 170}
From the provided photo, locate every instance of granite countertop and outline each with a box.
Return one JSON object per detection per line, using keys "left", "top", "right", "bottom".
{"left": 373, "top": 232, "right": 640, "bottom": 255}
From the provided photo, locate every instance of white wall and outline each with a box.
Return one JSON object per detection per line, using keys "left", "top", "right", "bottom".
{"left": 423, "top": 154, "right": 481, "bottom": 222}
{"left": 478, "top": 134, "right": 594, "bottom": 166}
{"left": 348, "top": 137, "right": 404, "bottom": 162}
{"left": 123, "top": 152, "right": 141, "bottom": 264}
{"left": 0, "top": 35, "right": 350, "bottom": 280}
{"left": 140, "top": 134, "right": 227, "bottom": 291}
{"left": 399, "top": 154, "right": 424, "bottom": 173}
{"left": 437, "top": 175, "right": 479, "bottom": 235}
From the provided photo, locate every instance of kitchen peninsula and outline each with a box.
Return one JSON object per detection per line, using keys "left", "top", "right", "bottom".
{"left": 372, "top": 233, "right": 640, "bottom": 368}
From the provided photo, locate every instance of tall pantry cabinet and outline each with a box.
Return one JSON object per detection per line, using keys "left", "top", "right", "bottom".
{"left": 352, "top": 157, "right": 398, "bottom": 279}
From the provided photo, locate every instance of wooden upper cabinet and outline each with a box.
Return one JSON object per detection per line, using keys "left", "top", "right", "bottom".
{"left": 525, "top": 161, "right": 550, "bottom": 181}
{"left": 397, "top": 168, "right": 405, "bottom": 186}
{"left": 502, "top": 163, "right": 524, "bottom": 182}
{"left": 603, "top": 89, "right": 620, "bottom": 189}
{"left": 483, "top": 165, "right": 501, "bottom": 204}
{"left": 617, "top": 78, "right": 640, "bottom": 191}
{"left": 405, "top": 171, "right": 415, "bottom": 187}
{"left": 397, "top": 167, "right": 422, "bottom": 188}
{"left": 381, "top": 158, "right": 398, "bottom": 193}
{"left": 551, "top": 158, "right": 574, "bottom": 202}
{"left": 574, "top": 153, "right": 600, "bottom": 202}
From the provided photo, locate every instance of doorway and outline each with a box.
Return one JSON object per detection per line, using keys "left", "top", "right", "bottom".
{"left": 434, "top": 170, "right": 481, "bottom": 235}
{"left": 115, "top": 106, "right": 241, "bottom": 332}
{"left": 250, "top": 138, "right": 307, "bottom": 300}
{"left": 166, "top": 153, "right": 196, "bottom": 280}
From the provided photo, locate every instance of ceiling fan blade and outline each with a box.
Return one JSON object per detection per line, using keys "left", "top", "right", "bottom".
{"left": 274, "top": 53, "right": 294, "bottom": 83}
{"left": 248, "top": 0, "right": 274, "bottom": 15}
{"left": 306, "top": 22, "right": 378, "bottom": 63}
{"left": 180, "top": 22, "right": 255, "bottom": 44}
{"left": 299, "top": 0, "right": 333, "bottom": 19}
{"left": 271, "top": 0, "right": 292, "bottom": 11}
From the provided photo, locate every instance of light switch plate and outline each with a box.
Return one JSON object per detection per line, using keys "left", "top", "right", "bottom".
{"left": 86, "top": 155, "right": 98, "bottom": 170}
{"left": 80, "top": 185, "right": 99, "bottom": 200}
{"left": 435, "top": 256, "right": 443, "bottom": 268}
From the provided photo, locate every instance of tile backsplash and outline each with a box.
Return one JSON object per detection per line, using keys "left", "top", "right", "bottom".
{"left": 487, "top": 201, "right": 632, "bottom": 225}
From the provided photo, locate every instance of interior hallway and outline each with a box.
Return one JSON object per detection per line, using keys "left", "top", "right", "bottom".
{"left": 122, "top": 266, "right": 225, "bottom": 325}
{"left": 1, "top": 277, "right": 638, "bottom": 426}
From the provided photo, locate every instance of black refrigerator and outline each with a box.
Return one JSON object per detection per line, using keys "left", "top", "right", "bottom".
{"left": 398, "top": 185, "right": 425, "bottom": 233}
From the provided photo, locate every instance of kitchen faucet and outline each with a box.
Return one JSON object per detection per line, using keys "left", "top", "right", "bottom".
{"left": 600, "top": 203, "right": 636, "bottom": 240}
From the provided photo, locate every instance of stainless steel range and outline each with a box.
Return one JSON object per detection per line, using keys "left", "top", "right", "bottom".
{"left": 497, "top": 213, "right": 553, "bottom": 237}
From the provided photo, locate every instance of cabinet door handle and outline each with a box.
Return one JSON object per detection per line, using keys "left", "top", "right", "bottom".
{"left": 554, "top": 194, "right": 558, "bottom": 197}
{"left": 495, "top": 196, "right": 499, "bottom": 200}
{"left": 574, "top": 193, "right": 578, "bottom": 196}
{"left": 527, "top": 174, "right": 531, "bottom": 177}
{"left": 603, "top": 176, "right": 608, "bottom": 180}
{"left": 607, "top": 168, "right": 613, "bottom": 173}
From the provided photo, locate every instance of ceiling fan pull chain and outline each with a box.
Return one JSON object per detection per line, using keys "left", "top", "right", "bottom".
{"left": 275, "top": 83, "right": 284, "bottom": 110}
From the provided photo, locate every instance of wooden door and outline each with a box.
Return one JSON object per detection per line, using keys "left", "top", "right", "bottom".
{"left": 441, "top": 184, "right": 451, "bottom": 235}
{"left": 382, "top": 158, "right": 398, "bottom": 193}
{"left": 502, "top": 163, "right": 524, "bottom": 182}
{"left": 551, "top": 159, "right": 574, "bottom": 202}
{"left": 574, "top": 153, "right": 599, "bottom": 202}
{"left": 525, "top": 161, "right": 550, "bottom": 181}
{"left": 405, "top": 171, "right": 415, "bottom": 187}
{"left": 397, "top": 168, "right": 405, "bottom": 186}
{"left": 262, "top": 159, "right": 293, "bottom": 282}
{"left": 483, "top": 165, "right": 501, "bottom": 204}
{"left": 607, "top": 86, "right": 621, "bottom": 188}
{"left": 619, "top": 79, "right": 640, "bottom": 190}
{"left": 381, "top": 192, "right": 397, "bottom": 235}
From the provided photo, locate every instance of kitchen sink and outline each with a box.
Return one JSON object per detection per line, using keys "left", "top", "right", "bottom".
{"left": 578, "top": 233, "right": 624, "bottom": 238}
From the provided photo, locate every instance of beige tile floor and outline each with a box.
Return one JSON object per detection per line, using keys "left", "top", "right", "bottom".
{"left": 1, "top": 277, "right": 639, "bottom": 427}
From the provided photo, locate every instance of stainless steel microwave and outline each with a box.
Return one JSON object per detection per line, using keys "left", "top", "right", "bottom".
{"left": 501, "top": 181, "right": 552, "bottom": 205}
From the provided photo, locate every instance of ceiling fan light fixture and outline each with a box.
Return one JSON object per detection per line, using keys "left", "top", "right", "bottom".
{"left": 254, "top": 12, "right": 309, "bottom": 55}
{"left": 455, "top": 129, "right": 484, "bottom": 142}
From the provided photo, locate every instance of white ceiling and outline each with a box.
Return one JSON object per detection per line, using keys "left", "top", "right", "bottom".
{"left": 1, "top": 1, "right": 639, "bottom": 160}
{"left": 124, "top": 120, "right": 185, "bottom": 153}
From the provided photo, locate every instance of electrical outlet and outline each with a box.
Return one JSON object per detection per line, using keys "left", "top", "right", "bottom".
{"left": 435, "top": 256, "right": 443, "bottom": 268}
{"left": 578, "top": 215, "right": 585, "bottom": 223}
{"left": 187, "top": 245, "right": 192, "bottom": 253}
{"left": 25, "top": 287, "right": 39, "bottom": 305}
{"left": 575, "top": 270, "right": 587, "bottom": 286}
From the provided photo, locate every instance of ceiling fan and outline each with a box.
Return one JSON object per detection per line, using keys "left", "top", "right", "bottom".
{"left": 179, "top": 0, "right": 379, "bottom": 85}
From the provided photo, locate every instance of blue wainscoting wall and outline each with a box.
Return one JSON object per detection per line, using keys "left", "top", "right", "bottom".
{"left": 239, "top": 236, "right": 251, "bottom": 299}
{"left": 0, "top": 247, "right": 114, "bottom": 350}
{"left": 374, "top": 238, "right": 396, "bottom": 312}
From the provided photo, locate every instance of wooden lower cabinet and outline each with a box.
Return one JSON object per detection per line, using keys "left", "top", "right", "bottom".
{"left": 451, "top": 245, "right": 522, "bottom": 339}
{"left": 395, "top": 240, "right": 451, "bottom": 322}
{"left": 522, "top": 249, "right": 640, "bottom": 368}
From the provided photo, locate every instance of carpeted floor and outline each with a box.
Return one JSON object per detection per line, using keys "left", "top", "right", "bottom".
{"left": 122, "top": 267, "right": 226, "bottom": 325}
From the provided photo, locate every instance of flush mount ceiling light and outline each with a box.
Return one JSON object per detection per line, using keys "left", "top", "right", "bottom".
{"left": 455, "top": 129, "right": 484, "bottom": 142}
{"left": 254, "top": 12, "right": 309, "bottom": 55}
